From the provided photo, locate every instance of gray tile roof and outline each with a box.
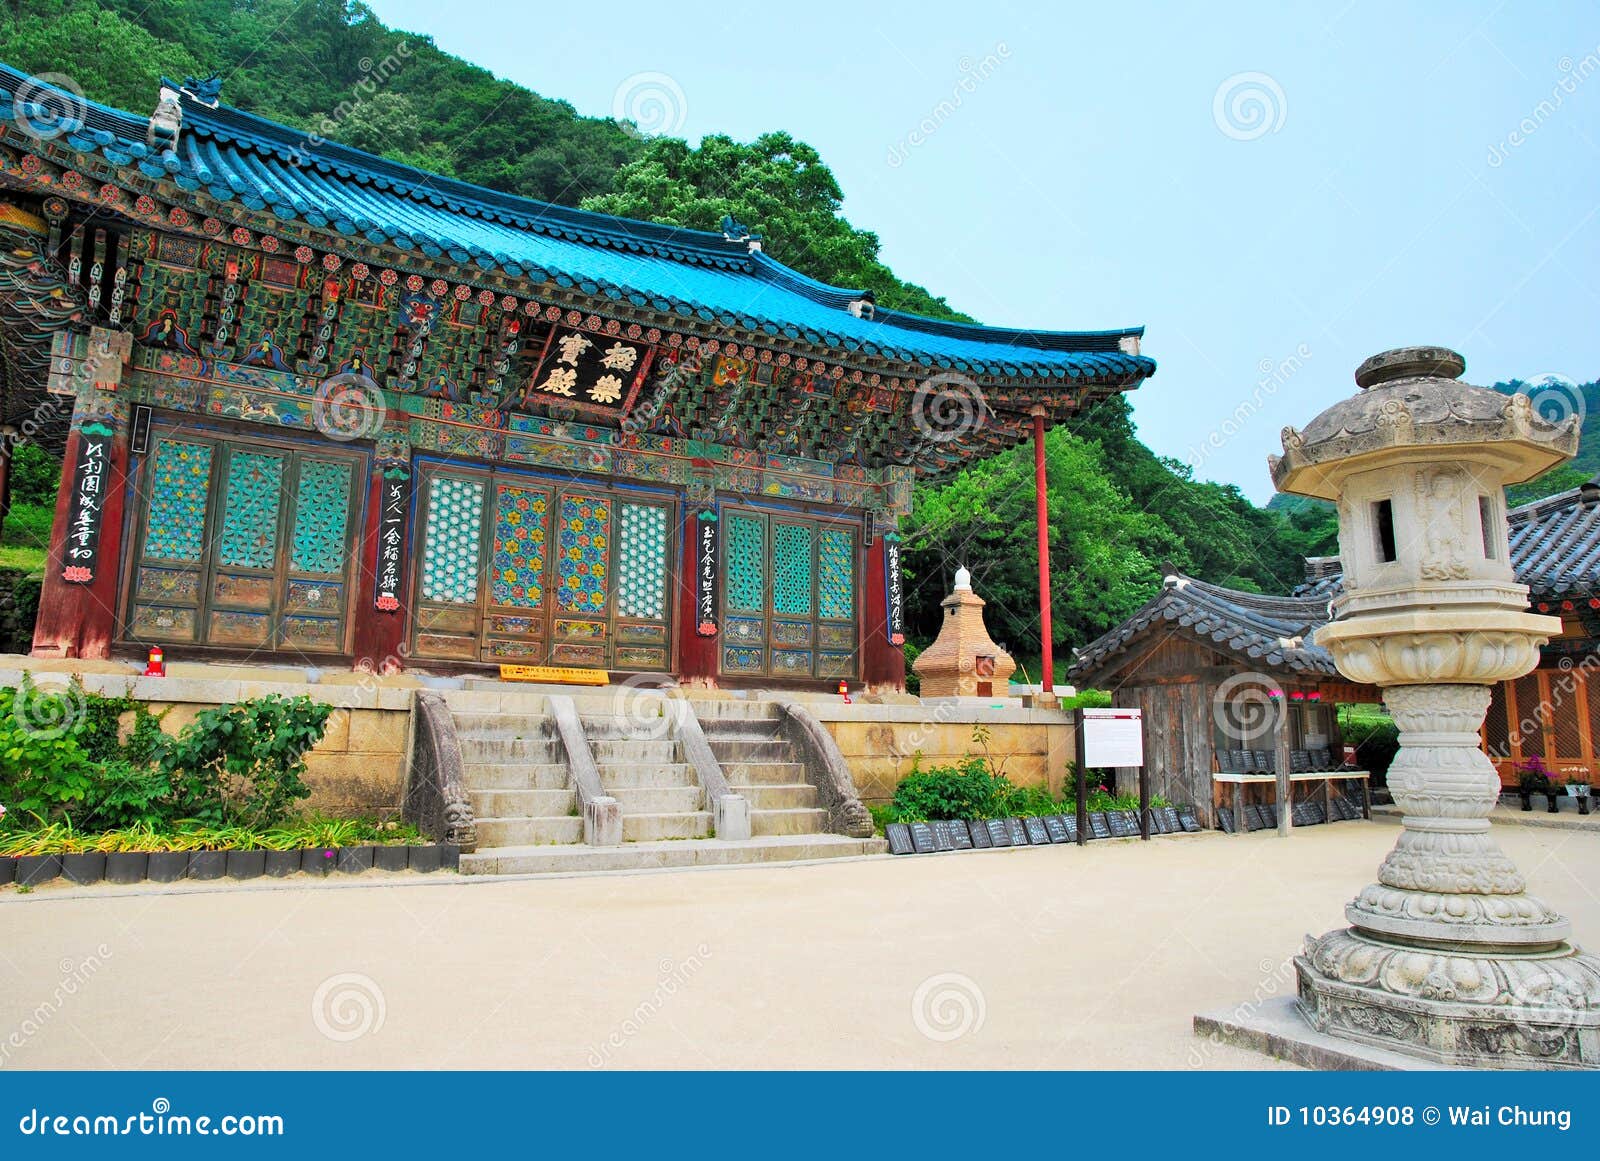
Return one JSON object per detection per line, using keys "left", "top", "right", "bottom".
{"left": 1069, "top": 572, "right": 1339, "bottom": 686}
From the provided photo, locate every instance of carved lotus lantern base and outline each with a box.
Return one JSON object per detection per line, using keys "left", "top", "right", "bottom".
{"left": 1291, "top": 682, "right": 1600, "bottom": 1068}
{"left": 1254, "top": 346, "right": 1600, "bottom": 1069}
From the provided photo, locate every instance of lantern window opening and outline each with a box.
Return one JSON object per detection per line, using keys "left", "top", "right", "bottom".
{"left": 1372, "top": 498, "right": 1397, "bottom": 563}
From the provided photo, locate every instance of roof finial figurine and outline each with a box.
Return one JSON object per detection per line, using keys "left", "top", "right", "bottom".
{"left": 180, "top": 74, "right": 223, "bottom": 108}
{"left": 147, "top": 83, "right": 183, "bottom": 151}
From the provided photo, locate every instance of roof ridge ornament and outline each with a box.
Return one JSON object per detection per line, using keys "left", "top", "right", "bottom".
{"left": 179, "top": 74, "right": 223, "bottom": 109}
{"left": 148, "top": 82, "right": 182, "bottom": 151}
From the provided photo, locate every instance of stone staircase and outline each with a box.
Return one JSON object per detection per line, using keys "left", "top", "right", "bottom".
{"left": 580, "top": 710, "right": 712, "bottom": 841}
{"left": 692, "top": 701, "right": 829, "bottom": 837}
{"left": 443, "top": 688, "right": 883, "bottom": 876}
{"left": 454, "top": 709, "right": 580, "bottom": 847}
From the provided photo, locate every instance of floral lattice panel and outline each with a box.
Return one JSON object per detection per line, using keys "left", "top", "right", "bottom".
{"left": 290, "top": 459, "right": 352, "bottom": 576}
{"left": 616, "top": 502, "right": 668, "bottom": 620}
{"left": 772, "top": 522, "right": 814, "bottom": 617}
{"left": 556, "top": 493, "right": 611, "bottom": 614}
{"left": 725, "top": 513, "right": 766, "bottom": 614}
{"left": 818, "top": 526, "right": 855, "bottom": 621}
{"left": 217, "top": 450, "right": 286, "bottom": 570}
{"left": 491, "top": 485, "right": 550, "bottom": 608}
{"left": 420, "top": 475, "right": 486, "bottom": 604}
{"left": 144, "top": 439, "right": 213, "bottom": 563}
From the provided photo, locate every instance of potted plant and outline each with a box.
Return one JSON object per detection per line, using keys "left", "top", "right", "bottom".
{"left": 1545, "top": 773, "right": 1565, "bottom": 813}
{"left": 102, "top": 829, "right": 151, "bottom": 885}
{"left": 146, "top": 830, "right": 195, "bottom": 883}
{"left": 60, "top": 826, "right": 105, "bottom": 886}
{"left": 1517, "top": 757, "right": 1552, "bottom": 811}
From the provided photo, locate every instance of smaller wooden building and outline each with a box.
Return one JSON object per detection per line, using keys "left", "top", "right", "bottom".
{"left": 1068, "top": 571, "right": 1377, "bottom": 828}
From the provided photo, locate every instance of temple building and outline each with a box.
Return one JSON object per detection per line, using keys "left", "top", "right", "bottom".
{"left": 0, "top": 66, "right": 1155, "bottom": 689}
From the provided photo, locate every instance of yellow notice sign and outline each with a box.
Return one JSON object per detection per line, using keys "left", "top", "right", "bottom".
{"left": 497, "top": 665, "right": 610, "bottom": 686}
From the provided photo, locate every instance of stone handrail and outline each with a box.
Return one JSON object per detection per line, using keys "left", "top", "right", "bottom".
{"left": 404, "top": 691, "right": 477, "bottom": 850}
{"left": 772, "top": 698, "right": 873, "bottom": 837}
{"left": 546, "top": 693, "right": 607, "bottom": 808}
{"left": 669, "top": 698, "right": 734, "bottom": 807}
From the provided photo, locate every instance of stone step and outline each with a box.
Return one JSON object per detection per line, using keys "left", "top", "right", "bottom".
{"left": 578, "top": 715, "right": 675, "bottom": 740}
{"left": 594, "top": 761, "right": 697, "bottom": 788}
{"left": 470, "top": 788, "right": 575, "bottom": 818}
{"left": 750, "top": 807, "right": 830, "bottom": 837}
{"left": 589, "top": 738, "right": 679, "bottom": 764}
{"left": 459, "top": 737, "right": 563, "bottom": 765}
{"left": 623, "top": 811, "right": 713, "bottom": 842}
{"left": 450, "top": 711, "right": 555, "bottom": 738}
{"left": 731, "top": 783, "right": 818, "bottom": 811}
{"left": 607, "top": 785, "right": 703, "bottom": 815}
{"left": 705, "top": 738, "right": 794, "bottom": 762}
{"left": 720, "top": 761, "right": 809, "bottom": 785}
{"left": 461, "top": 834, "right": 887, "bottom": 876}
{"left": 474, "top": 815, "right": 583, "bottom": 847}
{"left": 685, "top": 701, "right": 783, "bottom": 722}
{"left": 696, "top": 718, "right": 783, "bottom": 738}
{"left": 463, "top": 762, "right": 570, "bottom": 791}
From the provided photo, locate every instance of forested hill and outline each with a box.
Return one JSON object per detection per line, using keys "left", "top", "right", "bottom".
{"left": 2, "top": 0, "right": 1343, "bottom": 660}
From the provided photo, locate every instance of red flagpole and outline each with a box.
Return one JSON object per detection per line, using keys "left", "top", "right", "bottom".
{"left": 1032, "top": 407, "right": 1053, "bottom": 694}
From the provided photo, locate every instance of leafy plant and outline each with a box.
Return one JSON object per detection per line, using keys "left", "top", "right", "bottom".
{"left": 161, "top": 695, "right": 330, "bottom": 827}
{"left": 1517, "top": 755, "right": 1552, "bottom": 793}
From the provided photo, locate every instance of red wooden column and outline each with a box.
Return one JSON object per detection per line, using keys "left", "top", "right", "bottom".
{"left": 32, "top": 419, "right": 129, "bottom": 660}
{"left": 351, "top": 455, "right": 407, "bottom": 672}
{"left": 675, "top": 504, "right": 718, "bottom": 687}
{"left": 861, "top": 533, "right": 906, "bottom": 692}
{"left": 1032, "top": 406, "right": 1054, "bottom": 693}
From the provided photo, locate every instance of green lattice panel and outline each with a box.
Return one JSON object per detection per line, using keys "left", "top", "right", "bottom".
{"left": 556, "top": 493, "right": 611, "bottom": 614}
{"left": 421, "top": 476, "right": 485, "bottom": 604}
{"left": 289, "top": 459, "right": 353, "bottom": 576}
{"left": 217, "top": 450, "right": 286, "bottom": 569}
{"left": 818, "top": 527, "right": 855, "bottom": 621}
{"left": 725, "top": 514, "right": 765, "bottom": 614}
{"left": 491, "top": 485, "right": 549, "bottom": 608}
{"left": 616, "top": 503, "right": 669, "bottom": 620}
{"left": 144, "top": 439, "right": 213, "bottom": 563}
{"left": 772, "top": 523, "right": 813, "bottom": 617}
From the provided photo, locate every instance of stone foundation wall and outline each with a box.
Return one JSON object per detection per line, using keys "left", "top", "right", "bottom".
{"left": 809, "top": 703, "right": 1076, "bottom": 804}
{"left": 0, "top": 569, "right": 42, "bottom": 656}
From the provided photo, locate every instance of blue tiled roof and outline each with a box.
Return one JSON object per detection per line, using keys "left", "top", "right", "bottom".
{"left": 0, "top": 63, "right": 1155, "bottom": 383}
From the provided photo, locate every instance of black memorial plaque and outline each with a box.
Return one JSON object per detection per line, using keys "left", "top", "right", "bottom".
{"left": 1062, "top": 814, "right": 1081, "bottom": 843}
{"left": 1005, "top": 818, "right": 1030, "bottom": 847}
{"left": 1108, "top": 811, "right": 1138, "bottom": 838}
{"left": 1159, "top": 806, "right": 1182, "bottom": 834}
{"left": 1216, "top": 807, "right": 1237, "bottom": 834}
{"left": 945, "top": 819, "right": 974, "bottom": 850}
{"left": 985, "top": 819, "right": 1012, "bottom": 847}
{"left": 1178, "top": 806, "right": 1203, "bottom": 833}
{"left": 1308, "top": 802, "right": 1327, "bottom": 825}
{"left": 1024, "top": 817, "right": 1050, "bottom": 845}
{"left": 930, "top": 820, "right": 957, "bottom": 852}
{"left": 1243, "top": 804, "right": 1267, "bottom": 832}
{"left": 1042, "top": 815, "right": 1069, "bottom": 844}
{"left": 1088, "top": 812, "right": 1112, "bottom": 840}
{"left": 909, "top": 822, "right": 938, "bottom": 854}
{"left": 967, "top": 819, "right": 993, "bottom": 848}
{"left": 1259, "top": 803, "right": 1277, "bottom": 829}
{"left": 885, "top": 823, "right": 914, "bottom": 855}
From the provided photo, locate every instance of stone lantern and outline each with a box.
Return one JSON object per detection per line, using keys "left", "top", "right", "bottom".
{"left": 1270, "top": 345, "right": 1598, "bottom": 1068}
{"left": 912, "top": 567, "right": 1017, "bottom": 699}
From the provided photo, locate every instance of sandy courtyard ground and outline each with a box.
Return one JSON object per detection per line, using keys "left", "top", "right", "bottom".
{"left": 3, "top": 818, "right": 1596, "bottom": 1069}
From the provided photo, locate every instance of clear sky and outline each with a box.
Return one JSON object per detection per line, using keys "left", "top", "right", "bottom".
{"left": 364, "top": 0, "right": 1599, "bottom": 503}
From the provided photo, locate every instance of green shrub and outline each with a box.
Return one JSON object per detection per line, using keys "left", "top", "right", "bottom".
{"left": 162, "top": 694, "right": 331, "bottom": 827}
{"left": 1060, "top": 688, "right": 1112, "bottom": 710}
{"left": 891, "top": 756, "right": 1012, "bottom": 821}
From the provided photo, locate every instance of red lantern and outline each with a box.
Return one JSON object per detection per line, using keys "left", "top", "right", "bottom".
{"left": 838, "top": 680, "right": 851, "bottom": 704}
{"left": 144, "top": 644, "right": 166, "bottom": 677}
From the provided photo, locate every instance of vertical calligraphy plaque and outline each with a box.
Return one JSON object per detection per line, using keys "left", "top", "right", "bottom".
{"left": 695, "top": 509, "right": 719, "bottom": 637}
{"left": 60, "top": 422, "right": 112, "bottom": 584}
{"left": 375, "top": 467, "right": 409, "bottom": 612}
{"left": 883, "top": 531, "right": 905, "bottom": 646}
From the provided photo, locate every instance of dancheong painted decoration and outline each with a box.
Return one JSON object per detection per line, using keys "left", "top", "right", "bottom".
{"left": 0, "top": 63, "right": 1154, "bottom": 686}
